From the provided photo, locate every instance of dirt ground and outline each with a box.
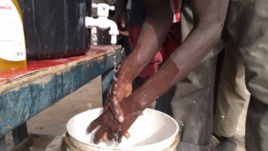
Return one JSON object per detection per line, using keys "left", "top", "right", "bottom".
{"left": 6, "top": 76, "right": 248, "bottom": 151}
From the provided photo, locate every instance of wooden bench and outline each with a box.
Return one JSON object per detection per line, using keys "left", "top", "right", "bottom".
{"left": 0, "top": 45, "right": 122, "bottom": 151}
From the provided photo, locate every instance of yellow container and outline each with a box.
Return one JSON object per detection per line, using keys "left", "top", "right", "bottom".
{"left": 0, "top": 0, "right": 27, "bottom": 71}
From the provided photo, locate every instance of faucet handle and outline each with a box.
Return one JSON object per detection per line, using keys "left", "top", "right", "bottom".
{"left": 92, "top": 3, "right": 98, "bottom": 8}
{"left": 109, "top": 6, "right": 115, "bottom": 11}
{"left": 92, "top": 3, "right": 114, "bottom": 18}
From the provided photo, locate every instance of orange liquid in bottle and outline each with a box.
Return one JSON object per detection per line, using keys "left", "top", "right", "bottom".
{"left": 0, "top": 59, "right": 27, "bottom": 70}
{"left": 0, "top": 0, "right": 27, "bottom": 71}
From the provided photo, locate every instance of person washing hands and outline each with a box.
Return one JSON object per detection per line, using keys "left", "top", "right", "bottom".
{"left": 87, "top": 0, "right": 227, "bottom": 147}
{"left": 88, "top": 0, "right": 268, "bottom": 151}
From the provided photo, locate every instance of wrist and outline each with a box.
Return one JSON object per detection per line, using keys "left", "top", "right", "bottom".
{"left": 128, "top": 60, "right": 180, "bottom": 110}
{"left": 120, "top": 91, "right": 145, "bottom": 115}
{"left": 116, "top": 59, "right": 139, "bottom": 83}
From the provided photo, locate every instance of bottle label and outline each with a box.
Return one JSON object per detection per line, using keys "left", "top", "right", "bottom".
{"left": 0, "top": 0, "right": 26, "bottom": 61}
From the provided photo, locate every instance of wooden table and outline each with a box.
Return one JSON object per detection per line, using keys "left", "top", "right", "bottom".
{"left": 0, "top": 45, "right": 122, "bottom": 150}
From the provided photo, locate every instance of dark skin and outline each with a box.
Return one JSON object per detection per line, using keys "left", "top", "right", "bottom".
{"left": 87, "top": 0, "right": 229, "bottom": 144}
{"left": 112, "top": 0, "right": 129, "bottom": 36}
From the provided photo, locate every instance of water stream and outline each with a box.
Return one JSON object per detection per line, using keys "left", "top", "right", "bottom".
{"left": 112, "top": 45, "right": 118, "bottom": 81}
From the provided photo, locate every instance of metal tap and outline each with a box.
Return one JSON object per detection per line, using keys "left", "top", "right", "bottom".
{"left": 85, "top": 3, "right": 119, "bottom": 45}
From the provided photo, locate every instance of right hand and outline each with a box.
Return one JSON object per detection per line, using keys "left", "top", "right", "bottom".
{"left": 112, "top": 0, "right": 129, "bottom": 36}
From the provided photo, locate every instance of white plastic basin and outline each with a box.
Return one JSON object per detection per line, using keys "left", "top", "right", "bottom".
{"left": 66, "top": 108, "right": 179, "bottom": 151}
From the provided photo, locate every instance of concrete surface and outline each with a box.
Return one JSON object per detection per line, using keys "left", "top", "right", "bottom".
{"left": 6, "top": 76, "right": 247, "bottom": 150}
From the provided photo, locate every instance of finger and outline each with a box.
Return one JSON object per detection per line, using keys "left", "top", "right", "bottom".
{"left": 110, "top": 99, "right": 124, "bottom": 123}
{"left": 117, "top": 130, "right": 130, "bottom": 143}
{"left": 103, "top": 86, "right": 114, "bottom": 111}
{"left": 119, "top": 31, "right": 129, "bottom": 36}
{"left": 86, "top": 116, "right": 101, "bottom": 133}
{"left": 102, "top": 132, "right": 108, "bottom": 141}
{"left": 117, "top": 131, "right": 125, "bottom": 143}
{"left": 94, "top": 126, "right": 107, "bottom": 144}
{"left": 123, "top": 131, "right": 130, "bottom": 138}
{"left": 120, "top": 18, "right": 126, "bottom": 28}
{"left": 124, "top": 83, "right": 132, "bottom": 97}
{"left": 104, "top": 105, "right": 109, "bottom": 112}
{"left": 108, "top": 132, "right": 114, "bottom": 141}
{"left": 103, "top": 98, "right": 111, "bottom": 111}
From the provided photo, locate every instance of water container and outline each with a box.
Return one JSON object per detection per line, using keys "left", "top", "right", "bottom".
{"left": 66, "top": 108, "right": 179, "bottom": 151}
{"left": 17, "top": 0, "right": 91, "bottom": 60}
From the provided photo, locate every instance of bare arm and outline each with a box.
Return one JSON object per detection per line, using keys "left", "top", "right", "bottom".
{"left": 116, "top": 0, "right": 173, "bottom": 82}
{"left": 126, "top": 0, "right": 229, "bottom": 110}
{"left": 108, "top": 0, "right": 174, "bottom": 121}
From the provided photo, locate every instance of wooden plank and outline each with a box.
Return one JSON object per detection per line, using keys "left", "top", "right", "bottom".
{"left": 11, "top": 133, "right": 64, "bottom": 151}
{"left": 0, "top": 136, "right": 6, "bottom": 151}
{"left": 11, "top": 136, "right": 32, "bottom": 151}
{"left": 0, "top": 45, "right": 121, "bottom": 91}
{"left": 0, "top": 45, "right": 122, "bottom": 138}
{"left": 44, "top": 135, "right": 64, "bottom": 151}
{"left": 12, "top": 123, "right": 28, "bottom": 146}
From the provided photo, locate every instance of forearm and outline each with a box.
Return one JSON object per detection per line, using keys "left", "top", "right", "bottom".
{"left": 170, "top": 24, "right": 223, "bottom": 79}
{"left": 127, "top": 0, "right": 229, "bottom": 110}
{"left": 169, "top": 0, "right": 229, "bottom": 79}
{"left": 115, "top": 0, "right": 173, "bottom": 83}
{"left": 125, "top": 60, "right": 178, "bottom": 110}
{"left": 130, "top": 25, "right": 223, "bottom": 110}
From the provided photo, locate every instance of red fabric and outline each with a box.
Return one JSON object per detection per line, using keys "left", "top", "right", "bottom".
{"left": 129, "top": 22, "right": 181, "bottom": 78}
{"left": 173, "top": 0, "right": 180, "bottom": 22}
{"left": 160, "top": 22, "right": 181, "bottom": 61}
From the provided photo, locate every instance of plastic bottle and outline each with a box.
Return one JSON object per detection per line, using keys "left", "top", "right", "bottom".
{"left": 0, "top": 0, "right": 27, "bottom": 71}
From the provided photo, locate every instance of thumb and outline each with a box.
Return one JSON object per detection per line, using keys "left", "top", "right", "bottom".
{"left": 121, "top": 18, "right": 126, "bottom": 28}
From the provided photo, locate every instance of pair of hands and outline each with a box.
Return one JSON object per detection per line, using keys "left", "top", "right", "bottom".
{"left": 87, "top": 77, "right": 140, "bottom": 144}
